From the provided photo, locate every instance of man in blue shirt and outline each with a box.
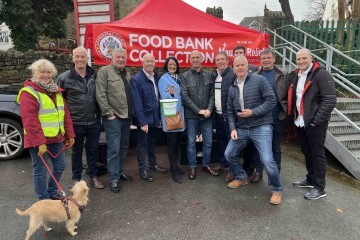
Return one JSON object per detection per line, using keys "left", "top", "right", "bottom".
{"left": 252, "top": 49, "right": 289, "bottom": 182}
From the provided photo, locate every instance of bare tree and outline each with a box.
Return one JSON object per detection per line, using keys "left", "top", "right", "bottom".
{"left": 279, "top": 0, "right": 294, "bottom": 23}
{"left": 347, "top": 0, "right": 359, "bottom": 51}
{"left": 338, "top": 0, "right": 346, "bottom": 45}
{"left": 304, "top": 0, "right": 327, "bottom": 21}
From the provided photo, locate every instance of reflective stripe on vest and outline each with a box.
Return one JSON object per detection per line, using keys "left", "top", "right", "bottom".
{"left": 17, "top": 86, "right": 65, "bottom": 137}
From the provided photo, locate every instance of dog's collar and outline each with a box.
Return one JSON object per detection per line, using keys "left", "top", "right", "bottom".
{"left": 61, "top": 196, "right": 85, "bottom": 220}
{"left": 67, "top": 197, "right": 85, "bottom": 212}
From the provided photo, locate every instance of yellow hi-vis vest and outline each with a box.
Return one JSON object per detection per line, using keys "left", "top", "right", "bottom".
{"left": 17, "top": 86, "right": 65, "bottom": 137}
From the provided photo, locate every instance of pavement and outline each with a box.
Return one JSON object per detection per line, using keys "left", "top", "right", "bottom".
{"left": 1, "top": 142, "right": 360, "bottom": 240}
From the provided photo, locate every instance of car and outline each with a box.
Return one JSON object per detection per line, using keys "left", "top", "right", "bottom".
{"left": 0, "top": 85, "right": 24, "bottom": 160}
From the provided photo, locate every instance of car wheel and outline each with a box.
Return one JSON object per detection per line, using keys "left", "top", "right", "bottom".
{"left": 0, "top": 118, "right": 24, "bottom": 160}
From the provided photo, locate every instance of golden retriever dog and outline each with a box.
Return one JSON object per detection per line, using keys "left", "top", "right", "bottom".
{"left": 16, "top": 180, "right": 89, "bottom": 240}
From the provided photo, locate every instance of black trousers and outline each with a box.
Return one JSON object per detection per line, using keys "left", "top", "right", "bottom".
{"left": 296, "top": 122, "right": 329, "bottom": 190}
{"left": 166, "top": 131, "right": 181, "bottom": 172}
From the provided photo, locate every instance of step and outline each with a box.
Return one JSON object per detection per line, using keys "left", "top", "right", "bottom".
{"left": 336, "top": 98, "right": 360, "bottom": 111}
{"left": 333, "top": 134, "right": 360, "bottom": 141}
{"left": 328, "top": 123, "right": 360, "bottom": 135}
{"left": 350, "top": 150, "right": 360, "bottom": 160}
{"left": 331, "top": 110, "right": 360, "bottom": 122}
{"left": 338, "top": 139, "right": 360, "bottom": 150}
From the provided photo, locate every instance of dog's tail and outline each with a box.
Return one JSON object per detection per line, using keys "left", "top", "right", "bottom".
{"left": 15, "top": 208, "right": 29, "bottom": 216}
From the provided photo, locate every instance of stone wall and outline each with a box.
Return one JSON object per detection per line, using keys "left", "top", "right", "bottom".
{"left": 0, "top": 49, "right": 189, "bottom": 86}
{"left": 0, "top": 50, "right": 72, "bottom": 85}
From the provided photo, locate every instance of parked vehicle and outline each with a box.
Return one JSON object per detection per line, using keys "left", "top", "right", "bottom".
{"left": 0, "top": 85, "right": 24, "bottom": 160}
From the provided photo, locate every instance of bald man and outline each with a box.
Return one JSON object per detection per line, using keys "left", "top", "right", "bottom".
{"left": 57, "top": 46, "right": 104, "bottom": 189}
{"left": 180, "top": 50, "right": 218, "bottom": 180}
{"left": 289, "top": 48, "right": 336, "bottom": 200}
{"left": 131, "top": 53, "right": 167, "bottom": 182}
{"left": 225, "top": 56, "right": 282, "bottom": 205}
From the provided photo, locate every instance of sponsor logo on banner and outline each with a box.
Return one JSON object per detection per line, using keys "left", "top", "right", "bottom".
{"left": 95, "top": 32, "right": 126, "bottom": 61}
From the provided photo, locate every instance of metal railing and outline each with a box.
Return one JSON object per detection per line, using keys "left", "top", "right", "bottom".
{"left": 266, "top": 24, "right": 360, "bottom": 139}
{"left": 265, "top": 26, "right": 360, "bottom": 98}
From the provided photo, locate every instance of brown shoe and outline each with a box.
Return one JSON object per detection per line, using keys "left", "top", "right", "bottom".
{"left": 188, "top": 168, "right": 196, "bottom": 180}
{"left": 270, "top": 192, "right": 282, "bottom": 205}
{"left": 225, "top": 170, "right": 235, "bottom": 183}
{"left": 202, "top": 166, "right": 219, "bottom": 176}
{"left": 90, "top": 177, "right": 105, "bottom": 189}
{"left": 250, "top": 172, "right": 263, "bottom": 183}
{"left": 227, "top": 178, "right": 248, "bottom": 189}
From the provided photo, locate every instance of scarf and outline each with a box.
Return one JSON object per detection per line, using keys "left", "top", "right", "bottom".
{"left": 31, "top": 77, "right": 59, "bottom": 94}
{"left": 169, "top": 73, "right": 180, "bottom": 84}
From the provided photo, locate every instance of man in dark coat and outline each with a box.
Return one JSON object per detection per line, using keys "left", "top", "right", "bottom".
{"left": 289, "top": 48, "right": 336, "bottom": 200}
{"left": 131, "top": 53, "right": 167, "bottom": 182}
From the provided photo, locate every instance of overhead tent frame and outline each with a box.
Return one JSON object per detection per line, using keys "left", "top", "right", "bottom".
{"left": 85, "top": 0, "right": 269, "bottom": 67}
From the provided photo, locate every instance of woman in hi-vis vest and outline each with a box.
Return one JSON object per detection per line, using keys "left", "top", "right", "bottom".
{"left": 17, "top": 59, "right": 75, "bottom": 200}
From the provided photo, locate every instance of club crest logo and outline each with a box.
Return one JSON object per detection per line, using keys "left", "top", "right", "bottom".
{"left": 95, "top": 32, "right": 126, "bottom": 61}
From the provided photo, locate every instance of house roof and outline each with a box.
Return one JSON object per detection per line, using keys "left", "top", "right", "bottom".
{"left": 239, "top": 17, "right": 264, "bottom": 27}
{"left": 267, "top": 11, "right": 286, "bottom": 18}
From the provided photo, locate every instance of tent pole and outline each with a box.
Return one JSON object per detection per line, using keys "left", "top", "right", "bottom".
{"left": 87, "top": 49, "right": 92, "bottom": 67}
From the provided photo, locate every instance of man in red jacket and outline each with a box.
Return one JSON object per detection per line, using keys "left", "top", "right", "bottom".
{"left": 288, "top": 48, "right": 336, "bottom": 200}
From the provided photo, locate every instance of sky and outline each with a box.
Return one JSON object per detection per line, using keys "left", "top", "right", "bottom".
{"left": 183, "top": 0, "right": 311, "bottom": 24}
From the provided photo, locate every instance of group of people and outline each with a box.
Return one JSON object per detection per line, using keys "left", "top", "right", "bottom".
{"left": 17, "top": 44, "right": 336, "bottom": 205}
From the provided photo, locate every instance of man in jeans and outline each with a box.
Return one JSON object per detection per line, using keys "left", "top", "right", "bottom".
{"left": 180, "top": 50, "right": 219, "bottom": 179}
{"left": 96, "top": 48, "right": 133, "bottom": 193}
{"left": 251, "top": 49, "right": 289, "bottom": 181}
{"left": 225, "top": 56, "right": 282, "bottom": 205}
{"left": 130, "top": 53, "right": 167, "bottom": 182}
{"left": 57, "top": 46, "right": 104, "bottom": 189}
{"left": 212, "top": 51, "right": 236, "bottom": 182}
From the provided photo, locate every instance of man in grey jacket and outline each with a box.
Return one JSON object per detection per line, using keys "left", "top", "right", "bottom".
{"left": 57, "top": 46, "right": 104, "bottom": 189}
{"left": 180, "top": 50, "right": 219, "bottom": 179}
{"left": 96, "top": 48, "right": 133, "bottom": 193}
{"left": 225, "top": 56, "right": 282, "bottom": 205}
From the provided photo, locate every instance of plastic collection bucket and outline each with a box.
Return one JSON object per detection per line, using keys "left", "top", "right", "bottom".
{"left": 160, "top": 99, "right": 178, "bottom": 116}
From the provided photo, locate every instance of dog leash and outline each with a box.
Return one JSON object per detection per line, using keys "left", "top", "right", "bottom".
{"left": 39, "top": 145, "right": 70, "bottom": 198}
{"left": 39, "top": 145, "right": 83, "bottom": 219}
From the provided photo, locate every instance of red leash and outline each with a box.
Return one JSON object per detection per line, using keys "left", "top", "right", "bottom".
{"left": 39, "top": 145, "right": 71, "bottom": 198}
{"left": 39, "top": 145, "right": 84, "bottom": 219}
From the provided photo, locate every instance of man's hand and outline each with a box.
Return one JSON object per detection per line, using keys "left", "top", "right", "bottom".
{"left": 237, "top": 109, "right": 253, "bottom": 118}
{"left": 230, "top": 130, "right": 238, "bottom": 140}
{"left": 38, "top": 144, "right": 47, "bottom": 156}
{"left": 65, "top": 138, "right": 75, "bottom": 148}
{"left": 199, "top": 109, "right": 211, "bottom": 118}
{"left": 204, "top": 110, "right": 211, "bottom": 118}
{"left": 141, "top": 125, "right": 149, "bottom": 133}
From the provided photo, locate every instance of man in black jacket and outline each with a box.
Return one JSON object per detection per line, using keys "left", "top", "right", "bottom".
{"left": 289, "top": 48, "right": 336, "bottom": 200}
{"left": 181, "top": 50, "right": 218, "bottom": 179}
{"left": 212, "top": 51, "right": 236, "bottom": 181}
{"left": 57, "top": 46, "right": 104, "bottom": 189}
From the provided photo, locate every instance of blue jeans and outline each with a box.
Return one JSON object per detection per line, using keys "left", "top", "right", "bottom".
{"left": 215, "top": 113, "right": 230, "bottom": 168}
{"left": 71, "top": 122, "right": 101, "bottom": 180}
{"left": 136, "top": 127, "right": 158, "bottom": 172}
{"left": 272, "top": 118, "right": 285, "bottom": 171}
{"left": 29, "top": 142, "right": 66, "bottom": 200}
{"left": 102, "top": 117, "right": 131, "bottom": 183}
{"left": 225, "top": 124, "right": 282, "bottom": 192}
{"left": 186, "top": 118, "right": 213, "bottom": 168}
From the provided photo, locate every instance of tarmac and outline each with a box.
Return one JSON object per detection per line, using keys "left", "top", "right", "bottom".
{"left": 1, "top": 142, "right": 360, "bottom": 240}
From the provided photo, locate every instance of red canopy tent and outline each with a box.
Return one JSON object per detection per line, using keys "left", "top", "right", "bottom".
{"left": 85, "top": 0, "right": 269, "bottom": 67}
